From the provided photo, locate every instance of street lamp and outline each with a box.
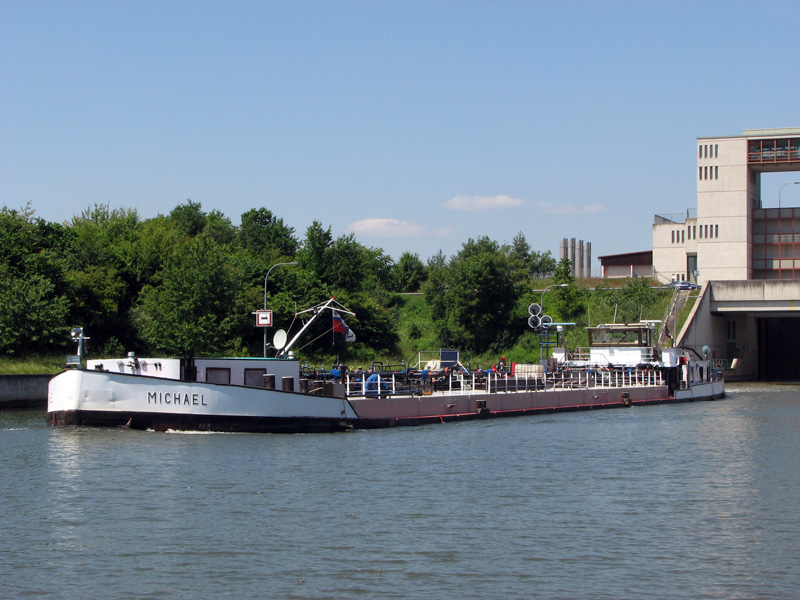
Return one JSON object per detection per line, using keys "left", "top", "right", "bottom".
{"left": 778, "top": 181, "right": 800, "bottom": 210}
{"left": 263, "top": 261, "right": 299, "bottom": 357}
{"left": 541, "top": 283, "right": 568, "bottom": 310}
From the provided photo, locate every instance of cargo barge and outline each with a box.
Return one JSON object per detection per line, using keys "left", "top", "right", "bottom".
{"left": 47, "top": 302, "right": 724, "bottom": 433}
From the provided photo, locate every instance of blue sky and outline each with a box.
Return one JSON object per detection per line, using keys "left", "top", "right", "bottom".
{"left": 2, "top": 1, "right": 799, "bottom": 268}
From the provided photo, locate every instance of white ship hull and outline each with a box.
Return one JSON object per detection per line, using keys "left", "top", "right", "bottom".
{"left": 48, "top": 369, "right": 360, "bottom": 433}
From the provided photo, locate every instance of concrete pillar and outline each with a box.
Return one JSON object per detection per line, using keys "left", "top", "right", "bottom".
{"left": 585, "top": 242, "right": 591, "bottom": 278}
{"left": 568, "top": 238, "right": 576, "bottom": 276}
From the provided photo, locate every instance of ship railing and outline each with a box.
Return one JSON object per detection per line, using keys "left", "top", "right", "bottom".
{"left": 343, "top": 366, "right": 664, "bottom": 398}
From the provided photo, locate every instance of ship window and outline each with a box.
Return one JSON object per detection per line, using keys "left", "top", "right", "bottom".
{"left": 244, "top": 368, "right": 267, "bottom": 387}
{"left": 206, "top": 368, "right": 231, "bottom": 384}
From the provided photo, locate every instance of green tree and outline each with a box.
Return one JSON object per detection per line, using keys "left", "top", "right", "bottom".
{"left": 0, "top": 205, "right": 72, "bottom": 356}
{"left": 0, "top": 269, "right": 70, "bottom": 357}
{"left": 446, "top": 250, "right": 517, "bottom": 352}
{"left": 325, "top": 233, "right": 365, "bottom": 292}
{"left": 392, "top": 252, "right": 427, "bottom": 292}
{"left": 169, "top": 200, "right": 207, "bottom": 237}
{"left": 530, "top": 250, "right": 557, "bottom": 279}
{"left": 135, "top": 234, "right": 237, "bottom": 356}
{"left": 422, "top": 250, "right": 450, "bottom": 338}
{"left": 239, "top": 208, "right": 299, "bottom": 257}
{"left": 65, "top": 204, "right": 141, "bottom": 349}
{"left": 550, "top": 257, "right": 585, "bottom": 322}
{"left": 423, "top": 239, "right": 519, "bottom": 353}
{"left": 204, "top": 209, "right": 237, "bottom": 246}
{"left": 298, "top": 220, "right": 332, "bottom": 280}
{"left": 506, "top": 232, "right": 531, "bottom": 284}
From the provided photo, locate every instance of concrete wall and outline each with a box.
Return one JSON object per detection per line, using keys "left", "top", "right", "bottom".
{"left": 0, "top": 374, "right": 55, "bottom": 409}
{"left": 676, "top": 280, "right": 800, "bottom": 381}
{"left": 604, "top": 264, "right": 654, "bottom": 278}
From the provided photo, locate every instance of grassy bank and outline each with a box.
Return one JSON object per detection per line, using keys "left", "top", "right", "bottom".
{"left": 0, "top": 355, "right": 65, "bottom": 375}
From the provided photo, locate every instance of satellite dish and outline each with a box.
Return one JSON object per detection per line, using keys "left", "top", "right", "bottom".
{"left": 528, "top": 315, "right": 541, "bottom": 329}
{"left": 541, "top": 315, "right": 553, "bottom": 328}
{"left": 528, "top": 303, "right": 542, "bottom": 317}
{"left": 273, "top": 329, "right": 287, "bottom": 350}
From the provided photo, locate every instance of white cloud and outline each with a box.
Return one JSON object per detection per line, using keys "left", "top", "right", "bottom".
{"left": 348, "top": 218, "right": 427, "bottom": 238}
{"left": 443, "top": 194, "right": 525, "bottom": 212}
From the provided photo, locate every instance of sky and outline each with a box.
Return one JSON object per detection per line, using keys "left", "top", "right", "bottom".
{"left": 2, "top": 1, "right": 799, "bottom": 269}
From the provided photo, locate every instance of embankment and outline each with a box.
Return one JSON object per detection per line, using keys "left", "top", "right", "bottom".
{"left": 0, "top": 374, "right": 54, "bottom": 409}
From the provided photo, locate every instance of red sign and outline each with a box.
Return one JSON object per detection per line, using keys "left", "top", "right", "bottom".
{"left": 255, "top": 310, "right": 273, "bottom": 327}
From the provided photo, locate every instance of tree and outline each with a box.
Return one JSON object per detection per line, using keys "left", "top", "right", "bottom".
{"left": 550, "top": 257, "right": 585, "bottom": 321}
{"left": 169, "top": 200, "right": 207, "bottom": 237}
{"left": 135, "top": 234, "right": 237, "bottom": 356}
{"left": 325, "top": 233, "right": 365, "bottom": 293}
{"left": 0, "top": 205, "right": 72, "bottom": 356}
{"left": 506, "top": 232, "right": 531, "bottom": 284}
{"left": 65, "top": 204, "right": 141, "bottom": 349}
{"left": 423, "top": 240, "right": 519, "bottom": 353}
{"left": 446, "top": 251, "right": 517, "bottom": 352}
{"left": 529, "top": 250, "right": 557, "bottom": 279}
{"left": 239, "top": 208, "right": 299, "bottom": 257}
{"left": 0, "top": 269, "right": 70, "bottom": 357}
{"left": 204, "top": 209, "right": 237, "bottom": 246}
{"left": 392, "top": 252, "right": 427, "bottom": 292}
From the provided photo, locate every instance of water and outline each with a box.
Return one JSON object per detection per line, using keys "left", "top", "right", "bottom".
{"left": 2, "top": 384, "right": 799, "bottom": 599}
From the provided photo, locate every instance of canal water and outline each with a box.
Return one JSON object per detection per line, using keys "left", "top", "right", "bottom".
{"left": 1, "top": 384, "right": 798, "bottom": 599}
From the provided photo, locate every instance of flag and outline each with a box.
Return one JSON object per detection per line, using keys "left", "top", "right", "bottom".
{"left": 332, "top": 310, "right": 356, "bottom": 342}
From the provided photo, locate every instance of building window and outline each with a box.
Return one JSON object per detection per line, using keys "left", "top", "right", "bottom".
{"left": 715, "top": 144, "right": 718, "bottom": 158}
{"left": 693, "top": 225, "right": 696, "bottom": 238}
{"left": 715, "top": 224, "right": 719, "bottom": 237}
{"left": 681, "top": 229, "right": 685, "bottom": 243}
{"left": 715, "top": 165, "right": 718, "bottom": 179}
{"left": 671, "top": 230, "right": 675, "bottom": 243}
{"left": 699, "top": 146, "right": 703, "bottom": 159}
{"left": 705, "top": 224, "right": 709, "bottom": 237}
{"left": 687, "top": 226, "right": 691, "bottom": 240}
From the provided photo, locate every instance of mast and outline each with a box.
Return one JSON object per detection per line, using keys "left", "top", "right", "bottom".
{"left": 278, "top": 297, "right": 355, "bottom": 357}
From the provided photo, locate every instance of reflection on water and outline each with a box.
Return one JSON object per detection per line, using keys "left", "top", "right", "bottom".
{"left": 1, "top": 386, "right": 799, "bottom": 599}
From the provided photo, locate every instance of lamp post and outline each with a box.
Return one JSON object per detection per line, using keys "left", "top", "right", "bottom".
{"left": 263, "top": 262, "right": 298, "bottom": 357}
{"left": 541, "top": 283, "right": 568, "bottom": 311}
{"left": 778, "top": 181, "right": 800, "bottom": 210}
{"left": 777, "top": 182, "right": 800, "bottom": 280}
